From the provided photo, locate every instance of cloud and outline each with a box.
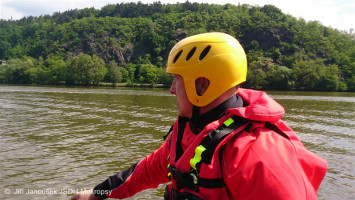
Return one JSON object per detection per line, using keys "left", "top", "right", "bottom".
{"left": 3, "top": 0, "right": 60, "bottom": 16}
{"left": 0, "top": 3, "right": 23, "bottom": 20}
{"left": 1, "top": 0, "right": 114, "bottom": 19}
{"left": 273, "top": 0, "right": 355, "bottom": 31}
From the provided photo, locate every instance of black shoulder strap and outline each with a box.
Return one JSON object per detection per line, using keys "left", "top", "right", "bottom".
{"left": 171, "top": 116, "right": 249, "bottom": 191}
{"left": 175, "top": 117, "right": 189, "bottom": 162}
{"left": 163, "top": 125, "right": 174, "bottom": 141}
{"left": 190, "top": 116, "right": 248, "bottom": 174}
{"left": 171, "top": 117, "right": 294, "bottom": 193}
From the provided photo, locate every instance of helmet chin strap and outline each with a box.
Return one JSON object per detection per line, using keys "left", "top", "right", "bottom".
{"left": 190, "top": 105, "right": 201, "bottom": 133}
{"left": 192, "top": 105, "right": 200, "bottom": 118}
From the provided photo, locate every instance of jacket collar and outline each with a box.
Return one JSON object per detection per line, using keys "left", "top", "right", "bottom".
{"left": 189, "top": 94, "right": 244, "bottom": 134}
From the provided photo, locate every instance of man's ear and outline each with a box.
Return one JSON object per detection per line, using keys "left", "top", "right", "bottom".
{"left": 195, "top": 77, "right": 210, "bottom": 96}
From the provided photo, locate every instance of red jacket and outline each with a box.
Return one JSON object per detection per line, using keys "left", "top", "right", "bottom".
{"left": 94, "top": 89, "right": 327, "bottom": 199}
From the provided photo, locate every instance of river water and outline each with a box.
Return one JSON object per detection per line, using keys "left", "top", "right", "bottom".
{"left": 0, "top": 85, "right": 354, "bottom": 200}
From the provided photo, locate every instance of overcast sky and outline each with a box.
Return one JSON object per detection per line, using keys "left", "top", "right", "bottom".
{"left": 1, "top": 0, "right": 354, "bottom": 31}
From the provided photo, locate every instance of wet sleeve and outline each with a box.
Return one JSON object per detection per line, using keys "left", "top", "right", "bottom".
{"left": 92, "top": 139, "right": 171, "bottom": 199}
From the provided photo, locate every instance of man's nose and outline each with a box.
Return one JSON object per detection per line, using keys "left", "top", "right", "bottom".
{"left": 169, "top": 85, "right": 175, "bottom": 94}
{"left": 169, "top": 81, "right": 176, "bottom": 95}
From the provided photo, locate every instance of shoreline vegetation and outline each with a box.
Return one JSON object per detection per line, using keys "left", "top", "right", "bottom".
{"left": 3, "top": 83, "right": 355, "bottom": 95}
{"left": 0, "top": 82, "right": 168, "bottom": 88}
{"left": 0, "top": 2, "right": 354, "bottom": 91}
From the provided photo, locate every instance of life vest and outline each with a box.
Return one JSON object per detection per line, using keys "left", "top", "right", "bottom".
{"left": 164, "top": 115, "right": 316, "bottom": 200}
{"left": 91, "top": 89, "right": 326, "bottom": 200}
{"left": 165, "top": 115, "right": 251, "bottom": 200}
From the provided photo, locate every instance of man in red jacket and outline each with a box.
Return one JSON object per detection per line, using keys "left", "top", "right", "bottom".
{"left": 71, "top": 32, "right": 327, "bottom": 200}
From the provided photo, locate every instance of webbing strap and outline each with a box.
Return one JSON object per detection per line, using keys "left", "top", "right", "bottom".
{"left": 170, "top": 165, "right": 224, "bottom": 190}
{"left": 175, "top": 117, "right": 189, "bottom": 162}
{"left": 190, "top": 116, "right": 248, "bottom": 174}
{"left": 173, "top": 116, "right": 248, "bottom": 191}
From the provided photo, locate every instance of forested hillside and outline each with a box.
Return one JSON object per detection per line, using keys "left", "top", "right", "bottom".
{"left": 0, "top": 1, "right": 354, "bottom": 91}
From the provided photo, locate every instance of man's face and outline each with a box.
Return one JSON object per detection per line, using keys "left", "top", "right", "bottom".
{"left": 169, "top": 75, "right": 193, "bottom": 117}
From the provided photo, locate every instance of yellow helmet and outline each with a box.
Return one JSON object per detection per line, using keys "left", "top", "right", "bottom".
{"left": 166, "top": 32, "right": 247, "bottom": 107}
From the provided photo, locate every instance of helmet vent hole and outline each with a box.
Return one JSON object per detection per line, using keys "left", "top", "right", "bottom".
{"left": 173, "top": 50, "right": 183, "bottom": 63}
{"left": 199, "top": 45, "right": 211, "bottom": 60}
{"left": 186, "top": 47, "right": 196, "bottom": 61}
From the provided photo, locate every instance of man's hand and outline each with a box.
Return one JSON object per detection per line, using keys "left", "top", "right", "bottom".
{"left": 70, "top": 189, "right": 97, "bottom": 200}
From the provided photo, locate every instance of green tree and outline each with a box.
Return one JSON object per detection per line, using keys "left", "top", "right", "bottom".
{"left": 0, "top": 58, "right": 33, "bottom": 84}
{"left": 123, "top": 63, "right": 136, "bottom": 85}
{"left": 45, "top": 56, "right": 67, "bottom": 84}
{"left": 156, "top": 67, "right": 173, "bottom": 86}
{"left": 292, "top": 60, "right": 321, "bottom": 90}
{"left": 138, "top": 64, "right": 158, "bottom": 85}
{"left": 317, "top": 64, "right": 339, "bottom": 91}
{"left": 272, "top": 65, "right": 295, "bottom": 90}
{"left": 66, "top": 53, "right": 107, "bottom": 85}
{"left": 106, "top": 60, "right": 122, "bottom": 86}
{"left": 0, "top": 41, "right": 11, "bottom": 59}
{"left": 28, "top": 65, "right": 51, "bottom": 84}
{"left": 91, "top": 55, "right": 107, "bottom": 85}
{"left": 66, "top": 53, "right": 91, "bottom": 84}
{"left": 120, "top": 67, "right": 129, "bottom": 83}
{"left": 245, "top": 55, "right": 276, "bottom": 89}
{"left": 347, "top": 76, "right": 355, "bottom": 92}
